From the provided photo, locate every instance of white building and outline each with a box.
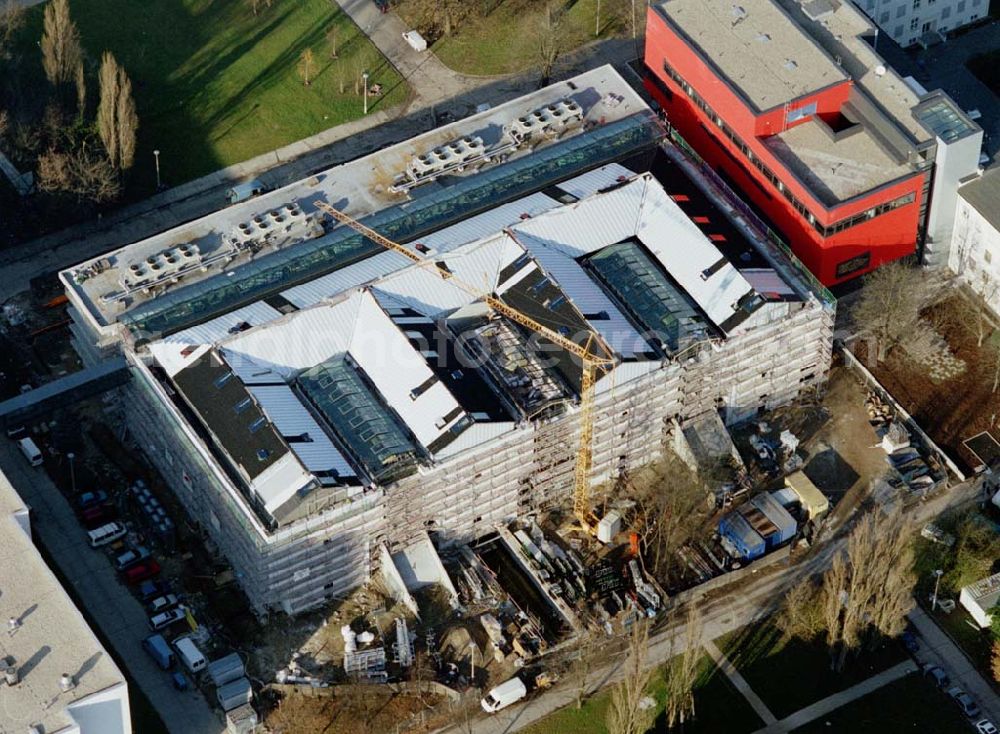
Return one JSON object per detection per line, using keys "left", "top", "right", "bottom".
{"left": 960, "top": 570, "right": 1000, "bottom": 628}
{"left": 61, "top": 68, "right": 835, "bottom": 617}
{"left": 0, "top": 469, "right": 132, "bottom": 734}
{"left": 854, "top": 0, "right": 989, "bottom": 48}
{"left": 947, "top": 166, "right": 1000, "bottom": 314}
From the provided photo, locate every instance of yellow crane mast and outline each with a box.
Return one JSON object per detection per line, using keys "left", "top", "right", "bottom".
{"left": 315, "top": 202, "right": 616, "bottom": 528}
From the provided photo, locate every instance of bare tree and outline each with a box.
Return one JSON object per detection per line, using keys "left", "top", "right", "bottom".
{"left": 326, "top": 26, "right": 338, "bottom": 59}
{"left": 41, "top": 0, "right": 82, "bottom": 86}
{"left": 115, "top": 68, "right": 138, "bottom": 169}
{"left": 663, "top": 606, "right": 702, "bottom": 729}
{"left": 776, "top": 577, "right": 824, "bottom": 641}
{"left": 97, "top": 52, "right": 138, "bottom": 170}
{"left": 606, "top": 621, "right": 654, "bottom": 734}
{"left": 851, "top": 260, "right": 930, "bottom": 361}
{"left": 97, "top": 52, "right": 120, "bottom": 166}
{"left": 298, "top": 48, "right": 315, "bottom": 86}
{"left": 536, "top": 3, "right": 564, "bottom": 86}
{"left": 629, "top": 450, "right": 709, "bottom": 588}
{"left": 74, "top": 60, "right": 86, "bottom": 117}
{"left": 570, "top": 631, "right": 600, "bottom": 709}
{"left": 821, "top": 508, "right": 914, "bottom": 671}
{"left": 37, "top": 143, "right": 120, "bottom": 203}
{"left": 0, "top": 0, "right": 25, "bottom": 58}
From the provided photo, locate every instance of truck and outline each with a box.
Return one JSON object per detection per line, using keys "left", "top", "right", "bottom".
{"left": 142, "top": 634, "right": 175, "bottom": 670}
{"left": 217, "top": 677, "right": 253, "bottom": 712}
{"left": 481, "top": 676, "right": 527, "bottom": 713}
{"left": 207, "top": 652, "right": 245, "bottom": 687}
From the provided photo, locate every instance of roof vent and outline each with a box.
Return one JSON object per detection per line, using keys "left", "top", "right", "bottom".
{"left": 731, "top": 5, "right": 747, "bottom": 22}
{"left": 784, "top": 59, "right": 798, "bottom": 71}
{"left": 8, "top": 617, "right": 20, "bottom": 634}
{"left": 256, "top": 448, "right": 271, "bottom": 462}
{"left": 875, "top": 64, "right": 887, "bottom": 77}
{"left": 756, "top": 33, "right": 771, "bottom": 42}
{"left": 59, "top": 673, "right": 75, "bottom": 692}
{"left": 5, "top": 666, "right": 18, "bottom": 686}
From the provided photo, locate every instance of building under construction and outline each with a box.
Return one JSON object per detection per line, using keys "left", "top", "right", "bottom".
{"left": 61, "top": 67, "right": 834, "bottom": 616}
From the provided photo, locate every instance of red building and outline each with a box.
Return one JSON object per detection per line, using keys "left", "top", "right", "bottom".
{"left": 642, "top": 0, "right": 948, "bottom": 285}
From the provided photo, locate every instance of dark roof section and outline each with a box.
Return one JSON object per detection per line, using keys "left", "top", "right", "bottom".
{"left": 172, "top": 350, "right": 288, "bottom": 481}
{"left": 960, "top": 167, "right": 1000, "bottom": 234}
{"left": 497, "top": 254, "right": 606, "bottom": 394}
{"left": 390, "top": 316, "right": 512, "bottom": 422}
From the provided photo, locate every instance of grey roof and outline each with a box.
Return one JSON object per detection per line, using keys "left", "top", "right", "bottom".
{"left": 960, "top": 167, "right": 1000, "bottom": 233}
{"left": 0, "top": 471, "right": 128, "bottom": 734}
{"left": 172, "top": 349, "right": 289, "bottom": 481}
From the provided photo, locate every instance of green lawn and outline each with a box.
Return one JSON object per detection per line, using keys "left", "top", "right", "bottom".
{"left": 521, "top": 655, "right": 763, "bottom": 734}
{"left": 17, "top": 0, "right": 407, "bottom": 190}
{"left": 792, "top": 673, "right": 971, "bottom": 733}
{"left": 718, "top": 623, "right": 908, "bottom": 719}
{"left": 396, "top": 0, "right": 628, "bottom": 76}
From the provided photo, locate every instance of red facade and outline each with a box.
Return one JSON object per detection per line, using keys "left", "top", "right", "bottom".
{"left": 643, "top": 7, "right": 925, "bottom": 286}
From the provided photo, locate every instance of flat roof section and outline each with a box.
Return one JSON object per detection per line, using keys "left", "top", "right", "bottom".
{"left": 959, "top": 167, "right": 1000, "bottom": 234}
{"left": 657, "top": 0, "right": 847, "bottom": 112}
{"left": 63, "top": 66, "right": 651, "bottom": 333}
{"left": 766, "top": 119, "right": 912, "bottom": 205}
{"left": 0, "top": 472, "right": 128, "bottom": 734}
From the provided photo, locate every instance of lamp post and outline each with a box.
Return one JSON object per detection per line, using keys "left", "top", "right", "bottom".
{"left": 67, "top": 452, "right": 76, "bottom": 494}
{"left": 931, "top": 568, "right": 944, "bottom": 612}
{"left": 362, "top": 71, "right": 369, "bottom": 115}
{"left": 153, "top": 149, "right": 161, "bottom": 190}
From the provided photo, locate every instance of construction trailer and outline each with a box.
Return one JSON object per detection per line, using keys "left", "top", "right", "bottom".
{"left": 784, "top": 471, "right": 830, "bottom": 521}
{"left": 718, "top": 512, "right": 766, "bottom": 561}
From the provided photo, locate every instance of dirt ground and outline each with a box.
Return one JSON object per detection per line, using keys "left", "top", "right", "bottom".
{"left": 801, "top": 365, "right": 892, "bottom": 520}
{"left": 854, "top": 296, "right": 1000, "bottom": 474}
{"left": 263, "top": 689, "right": 445, "bottom": 734}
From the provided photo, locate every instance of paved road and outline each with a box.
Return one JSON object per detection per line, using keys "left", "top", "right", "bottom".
{"left": 909, "top": 604, "right": 1000, "bottom": 724}
{"left": 756, "top": 660, "right": 918, "bottom": 733}
{"left": 451, "top": 480, "right": 983, "bottom": 734}
{"left": 0, "top": 445, "right": 224, "bottom": 734}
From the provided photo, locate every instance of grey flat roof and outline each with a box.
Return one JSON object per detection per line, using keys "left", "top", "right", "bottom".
{"left": 63, "top": 66, "right": 647, "bottom": 331}
{"left": 658, "top": 0, "right": 847, "bottom": 111}
{"left": 960, "top": 166, "right": 1000, "bottom": 233}
{"left": 0, "top": 471, "right": 127, "bottom": 734}
{"left": 766, "top": 119, "right": 912, "bottom": 205}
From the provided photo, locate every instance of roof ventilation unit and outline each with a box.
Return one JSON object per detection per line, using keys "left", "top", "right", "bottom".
{"left": 405, "top": 136, "right": 486, "bottom": 181}
{"left": 503, "top": 99, "right": 583, "bottom": 144}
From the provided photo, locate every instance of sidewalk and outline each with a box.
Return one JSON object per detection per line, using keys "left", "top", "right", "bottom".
{"left": 909, "top": 604, "right": 1000, "bottom": 722}
{"left": 0, "top": 445, "right": 224, "bottom": 734}
{"left": 704, "top": 640, "right": 777, "bottom": 726}
{"left": 755, "top": 661, "right": 918, "bottom": 733}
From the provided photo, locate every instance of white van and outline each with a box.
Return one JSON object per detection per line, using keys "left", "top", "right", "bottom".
{"left": 481, "top": 676, "right": 527, "bottom": 713}
{"left": 18, "top": 437, "right": 42, "bottom": 467}
{"left": 87, "top": 521, "right": 127, "bottom": 548}
{"left": 173, "top": 636, "right": 206, "bottom": 673}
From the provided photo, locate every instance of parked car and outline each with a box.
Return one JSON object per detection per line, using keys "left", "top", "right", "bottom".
{"left": 77, "top": 490, "right": 109, "bottom": 511}
{"left": 81, "top": 505, "right": 118, "bottom": 530}
{"left": 137, "top": 579, "right": 170, "bottom": 603}
{"left": 481, "top": 676, "right": 527, "bottom": 713}
{"left": 147, "top": 594, "right": 179, "bottom": 615}
{"left": 923, "top": 664, "right": 950, "bottom": 689}
{"left": 113, "top": 546, "right": 152, "bottom": 572}
{"left": 148, "top": 607, "right": 186, "bottom": 632}
{"left": 947, "top": 687, "right": 981, "bottom": 718}
{"left": 125, "top": 560, "right": 162, "bottom": 585}
{"left": 976, "top": 720, "right": 999, "bottom": 734}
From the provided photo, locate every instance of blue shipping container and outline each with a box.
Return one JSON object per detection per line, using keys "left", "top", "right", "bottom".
{"left": 719, "top": 513, "right": 765, "bottom": 561}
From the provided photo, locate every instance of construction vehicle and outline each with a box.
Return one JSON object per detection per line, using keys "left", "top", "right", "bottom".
{"left": 315, "top": 202, "right": 616, "bottom": 530}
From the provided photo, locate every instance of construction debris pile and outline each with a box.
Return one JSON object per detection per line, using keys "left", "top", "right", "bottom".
{"left": 865, "top": 390, "right": 946, "bottom": 499}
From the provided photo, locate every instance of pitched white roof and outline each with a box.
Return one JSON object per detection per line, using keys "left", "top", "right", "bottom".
{"left": 511, "top": 174, "right": 757, "bottom": 332}
{"left": 556, "top": 163, "right": 635, "bottom": 200}
{"left": 247, "top": 384, "right": 356, "bottom": 478}
{"left": 250, "top": 451, "right": 314, "bottom": 514}
{"left": 221, "top": 290, "right": 466, "bottom": 450}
